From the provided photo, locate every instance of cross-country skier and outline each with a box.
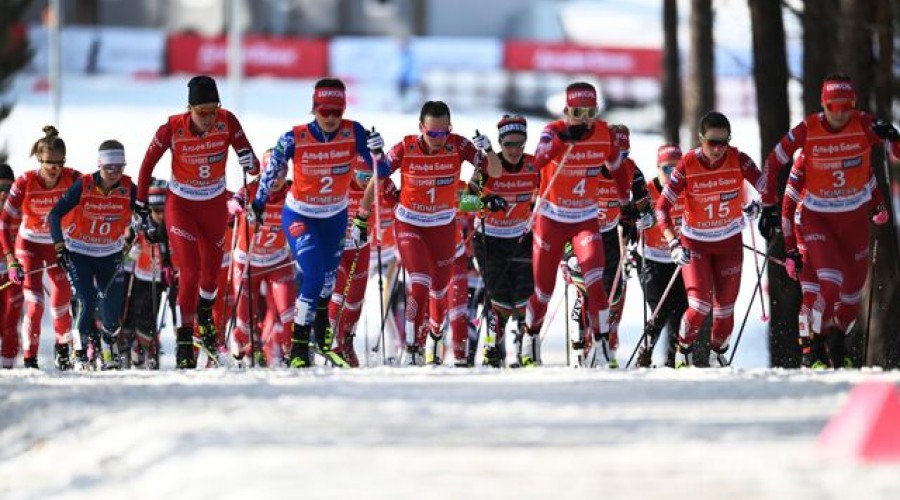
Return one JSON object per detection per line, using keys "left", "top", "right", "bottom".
{"left": 762, "top": 74, "right": 898, "bottom": 367}
{"left": 0, "top": 163, "right": 23, "bottom": 369}
{"left": 471, "top": 114, "right": 538, "bottom": 368}
{"left": 251, "top": 78, "right": 377, "bottom": 368}
{"left": 135, "top": 75, "right": 259, "bottom": 369}
{"left": 655, "top": 111, "right": 766, "bottom": 368}
{"left": 521, "top": 82, "right": 629, "bottom": 367}
{"left": 356, "top": 100, "right": 502, "bottom": 366}
{"left": 0, "top": 126, "right": 79, "bottom": 370}
{"left": 49, "top": 139, "right": 137, "bottom": 370}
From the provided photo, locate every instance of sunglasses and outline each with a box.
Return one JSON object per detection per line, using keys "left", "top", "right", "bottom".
{"left": 501, "top": 140, "right": 526, "bottom": 149}
{"left": 568, "top": 107, "right": 598, "bottom": 119}
{"left": 701, "top": 136, "right": 730, "bottom": 147}
{"left": 101, "top": 164, "right": 125, "bottom": 173}
{"left": 660, "top": 164, "right": 675, "bottom": 175}
{"left": 824, "top": 102, "right": 852, "bottom": 113}
{"left": 41, "top": 159, "right": 66, "bottom": 165}
{"left": 422, "top": 129, "right": 451, "bottom": 139}
{"left": 191, "top": 105, "right": 220, "bottom": 118}
{"left": 316, "top": 107, "right": 344, "bottom": 118}
{"left": 0, "top": 184, "right": 10, "bottom": 194}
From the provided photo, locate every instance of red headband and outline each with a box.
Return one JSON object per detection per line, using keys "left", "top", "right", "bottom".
{"left": 821, "top": 80, "right": 855, "bottom": 104}
{"left": 313, "top": 87, "right": 346, "bottom": 110}
{"left": 657, "top": 144, "right": 682, "bottom": 164}
{"left": 566, "top": 88, "right": 597, "bottom": 108}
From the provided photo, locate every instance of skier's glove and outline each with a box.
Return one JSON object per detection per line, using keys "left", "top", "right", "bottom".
{"left": 668, "top": 239, "right": 691, "bottom": 266}
{"left": 784, "top": 248, "right": 803, "bottom": 281}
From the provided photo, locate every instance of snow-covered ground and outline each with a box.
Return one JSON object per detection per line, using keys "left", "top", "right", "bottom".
{"left": 1, "top": 76, "right": 899, "bottom": 498}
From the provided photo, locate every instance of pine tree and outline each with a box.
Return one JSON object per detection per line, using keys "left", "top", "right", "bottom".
{"left": 0, "top": 0, "right": 33, "bottom": 164}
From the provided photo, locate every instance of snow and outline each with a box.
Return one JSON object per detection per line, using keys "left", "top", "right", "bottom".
{"left": 1, "top": 75, "right": 899, "bottom": 498}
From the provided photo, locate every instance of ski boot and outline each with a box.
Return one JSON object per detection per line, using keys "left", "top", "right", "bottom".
{"left": 100, "top": 329, "right": 121, "bottom": 370}
{"left": 289, "top": 323, "right": 313, "bottom": 368}
{"left": 23, "top": 356, "right": 38, "bottom": 369}
{"left": 333, "top": 333, "right": 359, "bottom": 368}
{"left": 312, "top": 302, "right": 348, "bottom": 368}
{"left": 518, "top": 327, "right": 542, "bottom": 367}
{"left": 426, "top": 330, "right": 445, "bottom": 366}
{"left": 674, "top": 343, "right": 693, "bottom": 369}
{"left": 73, "top": 349, "right": 90, "bottom": 371}
{"left": 197, "top": 297, "right": 221, "bottom": 367}
{"left": 175, "top": 326, "right": 197, "bottom": 369}
{"left": 799, "top": 337, "right": 813, "bottom": 368}
{"left": 54, "top": 343, "right": 72, "bottom": 371}
{"left": 404, "top": 344, "right": 426, "bottom": 366}
{"left": 585, "top": 332, "right": 612, "bottom": 368}
{"left": 708, "top": 345, "right": 729, "bottom": 368}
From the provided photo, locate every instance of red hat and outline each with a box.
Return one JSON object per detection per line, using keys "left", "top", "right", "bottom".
{"left": 657, "top": 144, "right": 682, "bottom": 165}
{"left": 821, "top": 78, "right": 855, "bottom": 106}
{"left": 313, "top": 86, "right": 346, "bottom": 110}
{"left": 566, "top": 83, "right": 598, "bottom": 108}
{"left": 148, "top": 178, "right": 168, "bottom": 207}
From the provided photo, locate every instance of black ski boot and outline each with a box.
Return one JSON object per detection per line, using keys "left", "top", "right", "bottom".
{"left": 175, "top": 326, "right": 197, "bottom": 369}
{"left": 289, "top": 323, "right": 312, "bottom": 368}
{"left": 54, "top": 343, "right": 72, "bottom": 371}
{"left": 197, "top": 297, "right": 220, "bottom": 365}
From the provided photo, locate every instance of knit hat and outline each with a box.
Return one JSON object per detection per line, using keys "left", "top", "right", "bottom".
{"left": 148, "top": 178, "right": 168, "bottom": 207}
{"left": 0, "top": 163, "right": 14, "bottom": 181}
{"left": 188, "top": 75, "right": 220, "bottom": 106}
{"left": 497, "top": 114, "right": 527, "bottom": 141}
{"left": 657, "top": 144, "right": 682, "bottom": 165}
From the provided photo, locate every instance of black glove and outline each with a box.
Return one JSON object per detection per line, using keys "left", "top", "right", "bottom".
{"left": 619, "top": 202, "right": 640, "bottom": 221}
{"left": 482, "top": 194, "right": 508, "bottom": 212}
{"left": 757, "top": 204, "right": 781, "bottom": 240}
{"left": 784, "top": 248, "right": 803, "bottom": 280}
{"left": 873, "top": 119, "right": 900, "bottom": 142}
{"left": 619, "top": 218, "right": 638, "bottom": 246}
{"left": 55, "top": 244, "right": 73, "bottom": 274}
{"left": 146, "top": 219, "right": 164, "bottom": 244}
{"left": 248, "top": 200, "right": 265, "bottom": 225}
{"left": 558, "top": 124, "right": 588, "bottom": 143}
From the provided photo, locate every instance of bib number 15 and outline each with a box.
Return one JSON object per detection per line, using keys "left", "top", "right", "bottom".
{"left": 704, "top": 202, "right": 730, "bottom": 220}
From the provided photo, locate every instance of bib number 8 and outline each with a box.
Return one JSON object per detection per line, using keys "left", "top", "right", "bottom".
{"left": 198, "top": 165, "right": 211, "bottom": 179}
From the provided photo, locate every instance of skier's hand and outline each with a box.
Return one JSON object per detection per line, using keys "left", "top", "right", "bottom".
{"left": 237, "top": 148, "right": 256, "bottom": 174}
{"left": 784, "top": 248, "right": 803, "bottom": 281}
{"left": 161, "top": 265, "right": 178, "bottom": 288}
{"left": 668, "top": 239, "right": 691, "bottom": 266}
{"left": 635, "top": 211, "right": 655, "bottom": 231}
{"left": 472, "top": 130, "right": 493, "bottom": 152}
{"left": 619, "top": 218, "right": 638, "bottom": 246}
{"left": 247, "top": 200, "right": 265, "bottom": 225}
{"left": 350, "top": 212, "right": 369, "bottom": 248}
{"left": 757, "top": 204, "right": 781, "bottom": 239}
{"left": 366, "top": 129, "right": 384, "bottom": 154}
{"left": 55, "top": 243, "right": 73, "bottom": 274}
{"left": 482, "top": 193, "right": 508, "bottom": 212}
{"left": 227, "top": 198, "right": 245, "bottom": 216}
{"left": 873, "top": 119, "right": 900, "bottom": 142}
{"left": 8, "top": 261, "right": 23, "bottom": 285}
{"left": 742, "top": 200, "right": 762, "bottom": 220}
{"left": 143, "top": 218, "right": 162, "bottom": 244}
{"left": 873, "top": 203, "right": 889, "bottom": 225}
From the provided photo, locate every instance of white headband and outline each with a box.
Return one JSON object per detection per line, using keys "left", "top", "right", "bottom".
{"left": 98, "top": 149, "right": 126, "bottom": 166}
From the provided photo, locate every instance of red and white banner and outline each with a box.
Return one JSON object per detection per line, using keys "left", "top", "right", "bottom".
{"left": 167, "top": 34, "right": 327, "bottom": 78}
{"left": 504, "top": 40, "right": 662, "bottom": 78}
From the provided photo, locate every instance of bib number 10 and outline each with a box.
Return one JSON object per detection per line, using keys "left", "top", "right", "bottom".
{"left": 89, "top": 219, "right": 112, "bottom": 235}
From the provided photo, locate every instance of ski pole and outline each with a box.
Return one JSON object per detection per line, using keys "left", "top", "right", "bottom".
{"left": 741, "top": 243, "right": 786, "bottom": 267}
{"left": 0, "top": 263, "right": 58, "bottom": 291}
{"left": 748, "top": 222, "right": 769, "bottom": 322}
{"left": 241, "top": 172, "right": 258, "bottom": 368}
{"left": 625, "top": 265, "right": 683, "bottom": 368}
{"left": 524, "top": 143, "right": 575, "bottom": 234}
{"left": 728, "top": 238, "right": 775, "bottom": 366}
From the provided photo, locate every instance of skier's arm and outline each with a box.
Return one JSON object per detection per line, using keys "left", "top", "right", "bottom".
{"left": 0, "top": 176, "right": 26, "bottom": 258}
{"left": 780, "top": 163, "right": 805, "bottom": 252}
{"left": 656, "top": 160, "right": 687, "bottom": 242}
{"left": 762, "top": 121, "right": 808, "bottom": 205}
{"left": 137, "top": 122, "right": 172, "bottom": 203}
{"left": 254, "top": 131, "right": 293, "bottom": 208}
{"left": 48, "top": 178, "right": 84, "bottom": 246}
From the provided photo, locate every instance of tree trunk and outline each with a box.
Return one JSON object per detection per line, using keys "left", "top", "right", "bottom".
{"left": 863, "top": 0, "right": 900, "bottom": 368}
{"left": 662, "top": 0, "right": 682, "bottom": 145}
{"left": 686, "top": 0, "right": 714, "bottom": 145}
{"left": 748, "top": 0, "right": 795, "bottom": 367}
{"left": 0, "top": 0, "right": 33, "bottom": 164}
{"left": 802, "top": 0, "right": 838, "bottom": 115}
{"left": 838, "top": 0, "right": 875, "bottom": 111}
